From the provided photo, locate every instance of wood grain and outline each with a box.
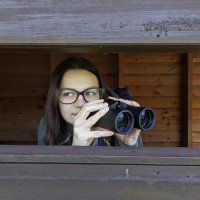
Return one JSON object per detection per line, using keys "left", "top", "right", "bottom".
{"left": 118, "top": 53, "right": 123, "bottom": 88}
{"left": 123, "top": 75, "right": 183, "bottom": 86}
{"left": 0, "top": 131, "right": 37, "bottom": 142}
{"left": 123, "top": 53, "right": 183, "bottom": 63}
{"left": 0, "top": 97, "right": 46, "bottom": 109}
{"left": 127, "top": 85, "right": 183, "bottom": 97}
{"left": 123, "top": 62, "right": 184, "bottom": 75}
{"left": 0, "top": 119, "right": 39, "bottom": 131}
{"left": 0, "top": 146, "right": 200, "bottom": 165}
{"left": 141, "top": 131, "right": 184, "bottom": 142}
{"left": 0, "top": 164, "right": 199, "bottom": 199}
{"left": 132, "top": 97, "right": 182, "bottom": 108}
{"left": 187, "top": 53, "right": 193, "bottom": 147}
{"left": 0, "top": 109, "right": 44, "bottom": 119}
{"left": 0, "top": 0, "right": 199, "bottom": 46}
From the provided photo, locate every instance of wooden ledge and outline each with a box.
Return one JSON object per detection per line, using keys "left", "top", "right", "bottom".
{"left": 0, "top": 145, "right": 200, "bottom": 165}
{"left": 1, "top": 44, "right": 200, "bottom": 53}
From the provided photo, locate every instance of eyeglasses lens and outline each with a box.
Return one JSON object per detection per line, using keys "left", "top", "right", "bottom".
{"left": 59, "top": 88, "right": 104, "bottom": 104}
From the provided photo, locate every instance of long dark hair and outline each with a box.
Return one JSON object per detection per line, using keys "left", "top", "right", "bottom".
{"left": 43, "top": 57, "right": 108, "bottom": 145}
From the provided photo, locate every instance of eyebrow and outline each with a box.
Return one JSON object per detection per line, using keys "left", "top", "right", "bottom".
{"left": 60, "top": 86, "right": 99, "bottom": 90}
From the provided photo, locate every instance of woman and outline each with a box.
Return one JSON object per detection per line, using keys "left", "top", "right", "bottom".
{"left": 38, "top": 57, "right": 143, "bottom": 146}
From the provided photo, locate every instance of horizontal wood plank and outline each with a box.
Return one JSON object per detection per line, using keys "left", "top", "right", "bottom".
{"left": 0, "top": 131, "right": 37, "bottom": 142}
{"left": 0, "top": 75, "right": 50, "bottom": 87}
{"left": 193, "top": 86, "right": 200, "bottom": 97}
{"left": 1, "top": 45, "right": 200, "bottom": 53}
{"left": 0, "top": 64, "right": 50, "bottom": 75}
{"left": 141, "top": 131, "right": 184, "bottom": 142}
{"left": 0, "top": 97, "right": 46, "bottom": 109}
{"left": 123, "top": 75, "right": 182, "bottom": 86}
{"left": 131, "top": 97, "right": 183, "bottom": 108}
{"left": 193, "top": 97, "right": 200, "bottom": 108}
{"left": 193, "top": 62, "right": 200, "bottom": 74}
{"left": 193, "top": 53, "right": 200, "bottom": 62}
{"left": 127, "top": 85, "right": 183, "bottom": 97}
{"left": 0, "top": 164, "right": 200, "bottom": 199}
{"left": 1, "top": 146, "right": 200, "bottom": 165}
{"left": 0, "top": 87, "right": 48, "bottom": 97}
{"left": 192, "top": 143, "right": 200, "bottom": 148}
{"left": 193, "top": 75, "right": 200, "bottom": 85}
{"left": 0, "top": 109, "right": 44, "bottom": 120}
{"left": 192, "top": 109, "right": 200, "bottom": 119}
{"left": 123, "top": 53, "right": 183, "bottom": 63}
{"left": 192, "top": 120, "right": 200, "bottom": 132}
{"left": 0, "top": 54, "right": 49, "bottom": 64}
{"left": 192, "top": 132, "right": 200, "bottom": 143}
{"left": 0, "top": 119, "right": 39, "bottom": 131}
{"left": 152, "top": 119, "right": 183, "bottom": 131}
{"left": 0, "top": 0, "right": 200, "bottom": 48}
{"left": 153, "top": 108, "right": 183, "bottom": 119}
{"left": 143, "top": 142, "right": 184, "bottom": 147}
{"left": 123, "top": 62, "right": 184, "bottom": 75}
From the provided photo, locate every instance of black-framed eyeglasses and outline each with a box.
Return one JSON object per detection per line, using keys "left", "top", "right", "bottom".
{"left": 59, "top": 88, "right": 105, "bottom": 104}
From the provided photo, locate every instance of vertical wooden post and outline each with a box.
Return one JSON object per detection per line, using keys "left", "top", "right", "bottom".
{"left": 118, "top": 53, "right": 124, "bottom": 88}
{"left": 187, "top": 53, "right": 193, "bottom": 147}
{"left": 50, "top": 53, "right": 56, "bottom": 75}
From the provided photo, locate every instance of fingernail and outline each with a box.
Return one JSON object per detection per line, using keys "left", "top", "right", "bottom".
{"left": 103, "top": 103, "right": 108, "bottom": 106}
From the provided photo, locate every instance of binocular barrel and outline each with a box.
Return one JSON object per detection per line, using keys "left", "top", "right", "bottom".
{"left": 125, "top": 107, "right": 156, "bottom": 131}
{"left": 88, "top": 99, "right": 156, "bottom": 135}
{"left": 93, "top": 109, "right": 134, "bottom": 135}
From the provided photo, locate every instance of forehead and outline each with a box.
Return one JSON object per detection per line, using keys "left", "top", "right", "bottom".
{"left": 60, "top": 69, "right": 99, "bottom": 90}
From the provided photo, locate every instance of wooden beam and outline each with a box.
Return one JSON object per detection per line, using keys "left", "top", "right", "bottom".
{"left": 1, "top": 45, "right": 200, "bottom": 53}
{"left": 118, "top": 53, "right": 124, "bottom": 88}
{"left": 187, "top": 53, "right": 193, "bottom": 147}
{"left": 0, "top": 0, "right": 200, "bottom": 49}
{"left": 1, "top": 145, "right": 200, "bottom": 165}
{"left": 0, "top": 146, "right": 200, "bottom": 199}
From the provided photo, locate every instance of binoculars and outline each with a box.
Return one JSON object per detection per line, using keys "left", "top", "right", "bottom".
{"left": 89, "top": 98, "right": 156, "bottom": 135}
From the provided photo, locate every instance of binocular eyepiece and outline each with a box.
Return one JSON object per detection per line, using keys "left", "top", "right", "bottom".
{"left": 89, "top": 98, "right": 156, "bottom": 135}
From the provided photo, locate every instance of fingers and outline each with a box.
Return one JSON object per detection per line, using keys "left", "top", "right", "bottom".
{"left": 79, "top": 106, "right": 110, "bottom": 130}
{"left": 91, "top": 126, "right": 110, "bottom": 132}
{"left": 74, "top": 99, "right": 108, "bottom": 125}
{"left": 88, "top": 130, "right": 114, "bottom": 138}
{"left": 108, "top": 96, "right": 140, "bottom": 107}
{"left": 131, "top": 101, "right": 140, "bottom": 107}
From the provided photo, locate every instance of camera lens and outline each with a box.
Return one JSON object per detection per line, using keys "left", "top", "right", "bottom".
{"left": 117, "top": 113, "right": 128, "bottom": 131}
{"left": 140, "top": 110, "right": 150, "bottom": 128}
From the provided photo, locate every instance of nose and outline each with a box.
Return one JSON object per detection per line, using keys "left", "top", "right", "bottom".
{"left": 74, "top": 94, "right": 87, "bottom": 107}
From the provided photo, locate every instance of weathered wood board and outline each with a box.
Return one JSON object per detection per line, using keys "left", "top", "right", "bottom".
{"left": 0, "top": 0, "right": 200, "bottom": 52}
{"left": 0, "top": 146, "right": 200, "bottom": 200}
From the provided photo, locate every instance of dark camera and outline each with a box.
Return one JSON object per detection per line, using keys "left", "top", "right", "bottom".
{"left": 88, "top": 98, "right": 156, "bottom": 135}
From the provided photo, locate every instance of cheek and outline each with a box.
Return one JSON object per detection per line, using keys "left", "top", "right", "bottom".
{"left": 58, "top": 103, "right": 74, "bottom": 124}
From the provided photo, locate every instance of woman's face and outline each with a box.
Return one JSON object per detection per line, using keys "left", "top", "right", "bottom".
{"left": 58, "top": 69, "right": 99, "bottom": 125}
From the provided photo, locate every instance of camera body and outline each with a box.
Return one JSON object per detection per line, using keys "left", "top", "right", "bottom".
{"left": 89, "top": 98, "right": 156, "bottom": 135}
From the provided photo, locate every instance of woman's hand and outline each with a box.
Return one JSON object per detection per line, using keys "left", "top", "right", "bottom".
{"left": 108, "top": 96, "right": 141, "bottom": 146}
{"left": 72, "top": 99, "right": 114, "bottom": 146}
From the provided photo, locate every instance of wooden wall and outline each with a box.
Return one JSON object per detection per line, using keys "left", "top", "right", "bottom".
{"left": 192, "top": 53, "right": 200, "bottom": 147}
{"left": 1, "top": 52, "right": 199, "bottom": 147}
{"left": 119, "top": 53, "right": 186, "bottom": 147}
{"left": 0, "top": 54, "right": 50, "bottom": 144}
